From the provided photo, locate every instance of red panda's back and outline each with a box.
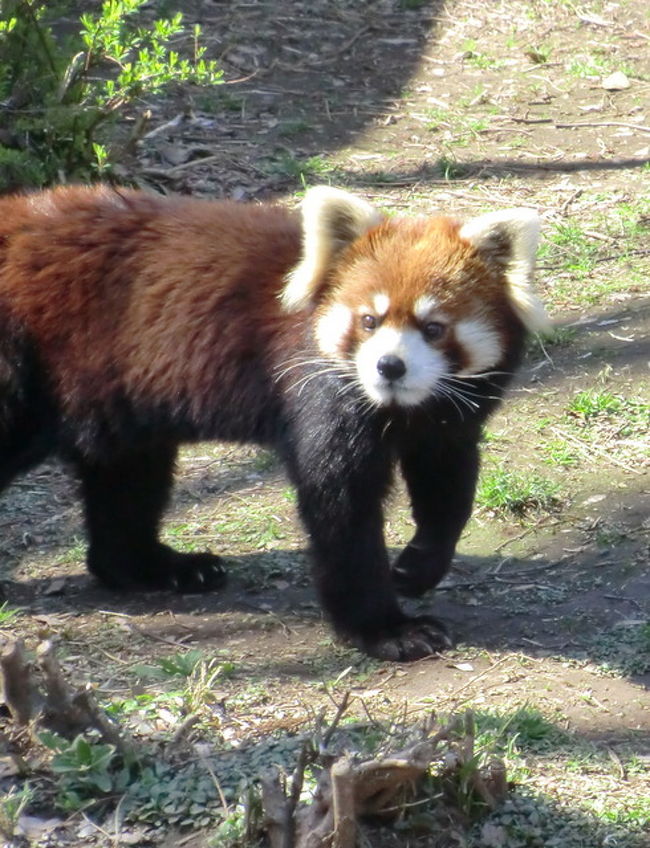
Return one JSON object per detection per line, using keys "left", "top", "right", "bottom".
{"left": 0, "top": 186, "right": 302, "bottom": 416}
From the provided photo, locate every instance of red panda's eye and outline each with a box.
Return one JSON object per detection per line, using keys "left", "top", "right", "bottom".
{"left": 361, "top": 314, "right": 377, "bottom": 331}
{"left": 423, "top": 321, "right": 446, "bottom": 341}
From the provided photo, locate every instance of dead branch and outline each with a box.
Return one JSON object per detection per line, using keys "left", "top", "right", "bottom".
{"left": 0, "top": 638, "right": 134, "bottom": 755}
{"left": 330, "top": 758, "right": 356, "bottom": 848}
{"left": 261, "top": 711, "right": 506, "bottom": 848}
{"left": 0, "top": 638, "right": 38, "bottom": 725}
{"left": 261, "top": 770, "right": 290, "bottom": 848}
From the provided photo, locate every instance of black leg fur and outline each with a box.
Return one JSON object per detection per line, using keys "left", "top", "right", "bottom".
{"left": 393, "top": 430, "right": 480, "bottom": 597}
{"left": 284, "top": 394, "right": 452, "bottom": 662}
{"left": 77, "top": 444, "right": 225, "bottom": 593}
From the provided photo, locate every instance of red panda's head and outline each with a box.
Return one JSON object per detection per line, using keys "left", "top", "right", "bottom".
{"left": 282, "top": 187, "right": 549, "bottom": 409}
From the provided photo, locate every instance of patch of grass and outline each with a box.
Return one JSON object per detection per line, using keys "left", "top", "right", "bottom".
{"left": 543, "top": 439, "right": 580, "bottom": 468}
{"left": 265, "top": 152, "right": 334, "bottom": 182}
{"left": 217, "top": 513, "right": 286, "bottom": 551}
{"left": 0, "top": 601, "right": 22, "bottom": 627}
{"left": 462, "top": 40, "right": 503, "bottom": 70}
{"left": 524, "top": 43, "right": 552, "bottom": 64}
{"left": 568, "top": 389, "right": 622, "bottom": 420}
{"left": 567, "top": 390, "right": 648, "bottom": 436}
{"left": 591, "top": 796, "right": 650, "bottom": 828}
{"left": 611, "top": 196, "right": 650, "bottom": 239}
{"left": 423, "top": 105, "right": 449, "bottom": 131}
{"left": 539, "top": 221, "right": 600, "bottom": 278}
{"left": 252, "top": 449, "right": 278, "bottom": 472}
{"left": 476, "top": 467, "right": 560, "bottom": 517}
{"left": 425, "top": 107, "right": 490, "bottom": 145}
{"left": 56, "top": 538, "right": 86, "bottom": 564}
{"left": 591, "top": 620, "right": 650, "bottom": 676}
{"left": 278, "top": 118, "right": 312, "bottom": 138}
{"left": 437, "top": 155, "right": 471, "bottom": 180}
{"left": 475, "top": 706, "right": 567, "bottom": 756}
{"left": 457, "top": 84, "right": 488, "bottom": 108}
{"left": 0, "top": 785, "right": 33, "bottom": 842}
{"left": 567, "top": 53, "right": 612, "bottom": 78}
{"left": 194, "top": 90, "right": 244, "bottom": 115}
{"left": 538, "top": 326, "right": 577, "bottom": 347}
{"left": 594, "top": 524, "right": 627, "bottom": 548}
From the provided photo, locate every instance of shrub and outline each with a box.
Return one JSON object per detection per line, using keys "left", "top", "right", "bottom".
{"left": 0, "top": 0, "right": 222, "bottom": 188}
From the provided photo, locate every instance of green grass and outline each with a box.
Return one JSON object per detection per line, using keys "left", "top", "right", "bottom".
{"left": 568, "top": 389, "right": 622, "bottom": 420}
{"left": 567, "top": 390, "right": 649, "bottom": 435}
{"left": 264, "top": 152, "right": 334, "bottom": 181}
{"left": 591, "top": 621, "right": 650, "bottom": 676}
{"left": 476, "top": 467, "right": 560, "bottom": 517}
{"left": 543, "top": 439, "right": 580, "bottom": 467}
{"left": 567, "top": 53, "right": 612, "bottom": 78}
{"left": 539, "top": 222, "right": 600, "bottom": 278}
{"left": 0, "top": 602, "right": 22, "bottom": 627}
{"left": 278, "top": 119, "right": 312, "bottom": 138}
{"left": 462, "top": 40, "right": 503, "bottom": 70}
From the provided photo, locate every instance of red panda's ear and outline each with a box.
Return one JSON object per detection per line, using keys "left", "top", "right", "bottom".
{"left": 281, "top": 186, "right": 384, "bottom": 311}
{"left": 460, "top": 208, "right": 550, "bottom": 334}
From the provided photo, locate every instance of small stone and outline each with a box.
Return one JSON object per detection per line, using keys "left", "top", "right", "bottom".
{"left": 601, "top": 71, "right": 630, "bottom": 91}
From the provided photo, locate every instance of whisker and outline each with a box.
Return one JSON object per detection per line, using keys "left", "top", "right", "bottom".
{"left": 287, "top": 367, "right": 349, "bottom": 396}
{"left": 440, "top": 382, "right": 501, "bottom": 403}
{"left": 273, "top": 356, "right": 352, "bottom": 381}
{"left": 440, "top": 382, "right": 480, "bottom": 409}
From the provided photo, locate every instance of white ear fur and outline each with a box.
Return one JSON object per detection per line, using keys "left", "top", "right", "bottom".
{"left": 281, "top": 186, "right": 383, "bottom": 311}
{"left": 460, "top": 208, "right": 550, "bottom": 333}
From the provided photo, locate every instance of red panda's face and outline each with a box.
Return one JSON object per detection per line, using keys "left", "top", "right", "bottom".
{"left": 282, "top": 187, "right": 548, "bottom": 410}
{"left": 313, "top": 218, "right": 520, "bottom": 408}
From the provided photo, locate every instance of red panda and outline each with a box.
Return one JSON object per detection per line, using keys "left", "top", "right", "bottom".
{"left": 0, "top": 185, "right": 548, "bottom": 661}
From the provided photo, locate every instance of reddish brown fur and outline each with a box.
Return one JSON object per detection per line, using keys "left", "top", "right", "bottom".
{"left": 330, "top": 217, "right": 512, "bottom": 315}
{"left": 0, "top": 186, "right": 302, "bottom": 425}
{"left": 315, "top": 216, "right": 521, "bottom": 368}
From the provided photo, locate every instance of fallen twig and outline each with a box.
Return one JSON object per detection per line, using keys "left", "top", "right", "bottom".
{"left": 554, "top": 120, "right": 650, "bottom": 134}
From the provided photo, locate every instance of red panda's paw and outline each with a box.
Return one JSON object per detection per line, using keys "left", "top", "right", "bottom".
{"left": 358, "top": 615, "right": 453, "bottom": 662}
{"left": 391, "top": 544, "right": 453, "bottom": 598}
{"left": 166, "top": 551, "right": 227, "bottom": 594}
{"left": 88, "top": 544, "right": 226, "bottom": 593}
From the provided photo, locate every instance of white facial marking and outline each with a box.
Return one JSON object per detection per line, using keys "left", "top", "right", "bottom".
{"left": 355, "top": 325, "right": 447, "bottom": 407}
{"left": 315, "top": 304, "right": 353, "bottom": 355}
{"left": 414, "top": 294, "right": 439, "bottom": 321}
{"left": 455, "top": 317, "right": 503, "bottom": 374}
{"left": 372, "top": 293, "right": 390, "bottom": 317}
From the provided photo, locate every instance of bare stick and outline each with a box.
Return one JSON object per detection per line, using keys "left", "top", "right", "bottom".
{"left": 554, "top": 120, "right": 650, "bottom": 134}
{"left": 322, "top": 692, "right": 351, "bottom": 750}
{"left": 331, "top": 758, "right": 356, "bottom": 848}
{"left": 71, "top": 686, "right": 135, "bottom": 757}
{"left": 37, "top": 640, "right": 74, "bottom": 715}
{"left": 284, "top": 743, "right": 311, "bottom": 848}
{"left": 261, "top": 770, "right": 289, "bottom": 848}
{"left": 0, "top": 639, "right": 36, "bottom": 725}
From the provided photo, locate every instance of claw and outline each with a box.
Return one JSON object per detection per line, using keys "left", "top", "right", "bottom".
{"left": 360, "top": 615, "right": 453, "bottom": 662}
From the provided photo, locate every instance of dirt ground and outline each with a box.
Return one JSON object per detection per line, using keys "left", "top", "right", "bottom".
{"left": 1, "top": 1, "right": 649, "bottom": 846}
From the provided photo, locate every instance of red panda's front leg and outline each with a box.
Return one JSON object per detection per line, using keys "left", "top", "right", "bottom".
{"left": 286, "top": 431, "right": 451, "bottom": 661}
{"left": 393, "top": 431, "right": 481, "bottom": 597}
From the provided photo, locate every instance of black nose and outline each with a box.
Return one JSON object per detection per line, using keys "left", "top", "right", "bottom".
{"left": 377, "top": 354, "right": 406, "bottom": 381}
